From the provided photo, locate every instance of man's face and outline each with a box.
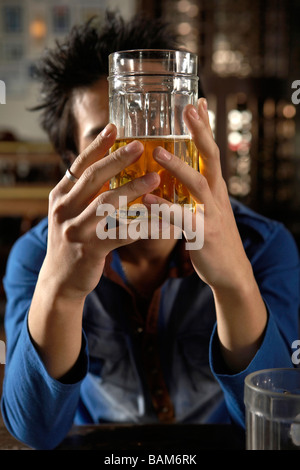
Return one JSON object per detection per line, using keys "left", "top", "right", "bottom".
{"left": 72, "top": 77, "right": 109, "bottom": 154}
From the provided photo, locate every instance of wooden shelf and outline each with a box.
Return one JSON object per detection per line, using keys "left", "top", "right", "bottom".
{"left": 0, "top": 141, "right": 61, "bottom": 219}
{"left": 0, "top": 185, "right": 51, "bottom": 218}
{"left": 0, "top": 141, "right": 62, "bottom": 165}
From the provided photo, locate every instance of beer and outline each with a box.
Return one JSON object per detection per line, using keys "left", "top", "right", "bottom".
{"left": 110, "top": 136, "right": 199, "bottom": 208}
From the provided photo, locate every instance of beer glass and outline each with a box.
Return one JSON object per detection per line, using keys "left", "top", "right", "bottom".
{"left": 244, "top": 368, "right": 300, "bottom": 450}
{"left": 108, "top": 49, "right": 199, "bottom": 214}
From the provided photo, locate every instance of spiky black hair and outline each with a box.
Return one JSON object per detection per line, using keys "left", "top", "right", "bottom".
{"left": 32, "top": 11, "right": 182, "bottom": 165}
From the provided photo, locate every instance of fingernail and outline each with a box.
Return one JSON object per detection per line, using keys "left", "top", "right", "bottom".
{"left": 202, "top": 98, "right": 208, "bottom": 111}
{"left": 142, "top": 172, "right": 159, "bottom": 185}
{"left": 188, "top": 106, "right": 200, "bottom": 120}
{"left": 101, "top": 123, "right": 114, "bottom": 137}
{"left": 125, "top": 140, "right": 143, "bottom": 154}
{"left": 144, "top": 193, "right": 158, "bottom": 204}
{"left": 154, "top": 147, "right": 171, "bottom": 161}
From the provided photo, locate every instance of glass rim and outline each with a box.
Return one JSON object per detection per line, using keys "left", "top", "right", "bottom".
{"left": 244, "top": 368, "right": 300, "bottom": 399}
{"left": 108, "top": 48, "right": 197, "bottom": 55}
{"left": 108, "top": 48, "right": 198, "bottom": 78}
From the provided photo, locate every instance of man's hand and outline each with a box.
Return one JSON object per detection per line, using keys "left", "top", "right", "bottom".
{"left": 28, "top": 123, "right": 160, "bottom": 378}
{"left": 144, "top": 98, "right": 268, "bottom": 372}
{"left": 43, "top": 123, "right": 160, "bottom": 299}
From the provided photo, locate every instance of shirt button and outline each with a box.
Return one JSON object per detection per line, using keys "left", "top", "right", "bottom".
{"left": 161, "top": 407, "right": 169, "bottom": 414}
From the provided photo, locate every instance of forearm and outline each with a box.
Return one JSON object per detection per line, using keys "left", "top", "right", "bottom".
{"left": 212, "top": 261, "right": 268, "bottom": 373}
{"left": 27, "top": 125, "right": 160, "bottom": 380}
{"left": 153, "top": 101, "right": 269, "bottom": 373}
{"left": 28, "top": 265, "right": 86, "bottom": 380}
{"left": 2, "top": 310, "right": 86, "bottom": 449}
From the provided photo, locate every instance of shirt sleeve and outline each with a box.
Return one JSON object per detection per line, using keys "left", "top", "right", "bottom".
{"left": 1, "top": 222, "right": 89, "bottom": 449}
{"left": 209, "top": 221, "right": 300, "bottom": 428}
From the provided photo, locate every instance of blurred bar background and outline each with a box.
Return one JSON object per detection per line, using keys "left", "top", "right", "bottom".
{"left": 0, "top": 0, "right": 299, "bottom": 326}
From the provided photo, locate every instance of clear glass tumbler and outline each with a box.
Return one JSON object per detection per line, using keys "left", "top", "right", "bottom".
{"left": 244, "top": 368, "right": 300, "bottom": 450}
{"left": 108, "top": 49, "right": 199, "bottom": 213}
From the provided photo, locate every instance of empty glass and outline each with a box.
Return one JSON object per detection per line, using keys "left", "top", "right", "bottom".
{"left": 244, "top": 368, "right": 300, "bottom": 450}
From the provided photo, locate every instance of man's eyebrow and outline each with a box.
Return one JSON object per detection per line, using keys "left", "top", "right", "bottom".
{"left": 83, "top": 126, "right": 105, "bottom": 139}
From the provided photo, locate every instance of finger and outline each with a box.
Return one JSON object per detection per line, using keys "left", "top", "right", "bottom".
{"left": 64, "top": 140, "right": 145, "bottom": 216}
{"left": 152, "top": 145, "right": 213, "bottom": 207}
{"left": 70, "top": 172, "right": 160, "bottom": 239}
{"left": 183, "top": 98, "right": 222, "bottom": 185}
{"left": 95, "top": 172, "right": 160, "bottom": 215}
{"left": 143, "top": 192, "right": 184, "bottom": 239}
{"left": 143, "top": 193, "right": 204, "bottom": 247}
{"left": 60, "top": 123, "right": 117, "bottom": 192}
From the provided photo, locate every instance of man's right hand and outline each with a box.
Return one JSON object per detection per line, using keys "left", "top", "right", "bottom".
{"left": 43, "top": 123, "right": 160, "bottom": 299}
{"left": 27, "top": 123, "right": 160, "bottom": 379}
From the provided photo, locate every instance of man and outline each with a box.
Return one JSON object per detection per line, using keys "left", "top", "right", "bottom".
{"left": 1, "top": 12, "right": 299, "bottom": 449}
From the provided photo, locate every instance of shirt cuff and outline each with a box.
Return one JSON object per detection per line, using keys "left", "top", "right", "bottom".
{"left": 25, "top": 311, "right": 89, "bottom": 387}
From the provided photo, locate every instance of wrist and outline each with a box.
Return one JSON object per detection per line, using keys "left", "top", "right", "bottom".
{"left": 39, "top": 256, "right": 89, "bottom": 304}
{"left": 28, "top": 268, "right": 86, "bottom": 379}
{"left": 211, "top": 257, "right": 255, "bottom": 298}
{"left": 211, "top": 263, "right": 267, "bottom": 373}
{"left": 36, "top": 275, "right": 86, "bottom": 312}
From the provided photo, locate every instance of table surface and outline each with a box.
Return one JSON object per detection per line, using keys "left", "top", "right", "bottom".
{"left": 0, "top": 423, "right": 245, "bottom": 451}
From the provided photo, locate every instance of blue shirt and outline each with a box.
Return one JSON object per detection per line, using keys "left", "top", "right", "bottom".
{"left": 1, "top": 199, "right": 299, "bottom": 449}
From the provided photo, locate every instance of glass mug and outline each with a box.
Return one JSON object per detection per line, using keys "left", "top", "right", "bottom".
{"left": 244, "top": 368, "right": 300, "bottom": 450}
{"left": 108, "top": 49, "right": 199, "bottom": 216}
